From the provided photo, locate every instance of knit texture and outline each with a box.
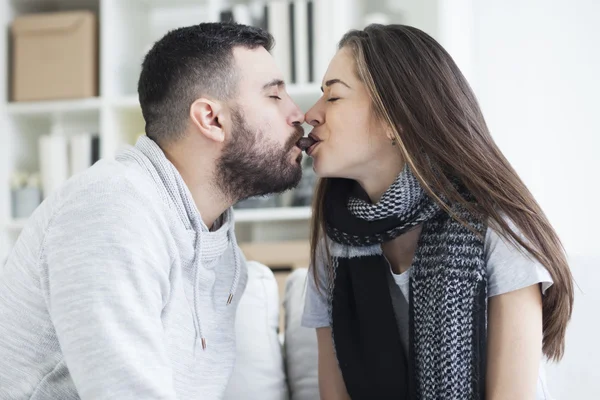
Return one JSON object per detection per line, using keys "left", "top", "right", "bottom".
{"left": 0, "top": 136, "right": 247, "bottom": 399}
{"left": 324, "top": 165, "right": 487, "bottom": 400}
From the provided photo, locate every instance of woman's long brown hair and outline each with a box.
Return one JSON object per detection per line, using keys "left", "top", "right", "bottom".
{"left": 310, "top": 24, "right": 573, "bottom": 361}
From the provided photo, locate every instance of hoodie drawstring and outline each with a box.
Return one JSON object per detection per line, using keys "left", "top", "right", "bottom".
{"left": 191, "top": 212, "right": 241, "bottom": 352}
{"left": 227, "top": 226, "right": 241, "bottom": 306}
{"left": 192, "top": 225, "right": 205, "bottom": 354}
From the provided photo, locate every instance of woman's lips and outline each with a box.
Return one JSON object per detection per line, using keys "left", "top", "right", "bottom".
{"left": 306, "top": 141, "right": 320, "bottom": 155}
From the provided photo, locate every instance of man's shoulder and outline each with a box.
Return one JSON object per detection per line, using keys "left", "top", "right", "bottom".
{"left": 50, "top": 158, "right": 165, "bottom": 223}
{"left": 65, "top": 159, "right": 158, "bottom": 202}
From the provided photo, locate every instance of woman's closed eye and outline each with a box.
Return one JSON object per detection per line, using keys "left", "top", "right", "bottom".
{"left": 269, "top": 95, "right": 282, "bottom": 100}
{"left": 327, "top": 97, "right": 340, "bottom": 103}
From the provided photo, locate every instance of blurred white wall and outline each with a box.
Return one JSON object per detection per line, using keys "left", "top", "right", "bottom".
{"left": 473, "top": 0, "right": 599, "bottom": 257}
{"left": 471, "top": 0, "right": 599, "bottom": 397}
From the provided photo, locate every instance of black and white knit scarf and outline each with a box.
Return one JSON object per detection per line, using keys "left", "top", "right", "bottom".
{"left": 324, "top": 165, "right": 488, "bottom": 400}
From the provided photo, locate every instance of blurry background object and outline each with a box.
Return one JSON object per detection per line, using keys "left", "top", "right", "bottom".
{"left": 68, "top": 131, "right": 100, "bottom": 177}
{"left": 291, "top": 156, "right": 316, "bottom": 207}
{"left": 234, "top": 195, "right": 278, "bottom": 209}
{"left": 11, "top": 10, "right": 97, "bottom": 102}
{"left": 10, "top": 170, "right": 41, "bottom": 219}
{"left": 38, "top": 131, "right": 68, "bottom": 198}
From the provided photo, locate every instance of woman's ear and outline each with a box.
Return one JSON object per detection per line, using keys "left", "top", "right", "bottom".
{"left": 189, "top": 98, "right": 226, "bottom": 143}
{"left": 385, "top": 124, "right": 400, "bottom": 143}
{"left": 375, "top": 114, "right": 399, "bottom": 143}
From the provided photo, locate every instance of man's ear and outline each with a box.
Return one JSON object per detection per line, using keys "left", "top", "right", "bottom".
{"left": 189, "top": 98, "right": 227, "bottom": 143}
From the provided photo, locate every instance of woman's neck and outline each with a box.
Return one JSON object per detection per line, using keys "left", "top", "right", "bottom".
{"left": 356, "top": 158, "right": 404, "bottom": 203}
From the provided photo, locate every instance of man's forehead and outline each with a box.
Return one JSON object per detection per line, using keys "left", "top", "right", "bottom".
{"left": 232, "top": 46, "right": 282, "bottom": 88}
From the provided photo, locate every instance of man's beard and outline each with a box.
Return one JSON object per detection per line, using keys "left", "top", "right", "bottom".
{"left": 216, "top": 108, "right": 304, "bottom": 203}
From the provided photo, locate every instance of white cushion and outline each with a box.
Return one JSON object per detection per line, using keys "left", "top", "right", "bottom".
{"left": 224, "top": 261, "right": 289, "bottom": 400}
{"left": 283, "top": 268, "right": 319, "bottom": 400}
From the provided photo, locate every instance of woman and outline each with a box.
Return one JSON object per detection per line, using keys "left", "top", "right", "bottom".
{"left": 300, "top": 24, "right": 573, "bottom": 400}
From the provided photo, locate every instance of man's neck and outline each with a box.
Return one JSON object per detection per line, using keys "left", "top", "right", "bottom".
{"left": 163, "top": 144, "right": 231, "bottom": 230}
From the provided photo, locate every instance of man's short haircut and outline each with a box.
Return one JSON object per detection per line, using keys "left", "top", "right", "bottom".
{"left": 138, "top": 22, "right": 274, "bottom": 145}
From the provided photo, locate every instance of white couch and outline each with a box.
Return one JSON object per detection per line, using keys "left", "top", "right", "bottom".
{"left": 224, "top": 262, "right": 318, "bottom": 400}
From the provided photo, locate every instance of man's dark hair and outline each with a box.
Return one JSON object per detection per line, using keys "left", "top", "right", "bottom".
{"left": 138, "top": 22, "right": 274, "bottom": 145}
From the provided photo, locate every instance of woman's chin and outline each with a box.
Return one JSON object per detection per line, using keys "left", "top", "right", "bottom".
{"left": 313, "top": 160, "right": 347, "bottom": 180}
{"left": 312, "top": 157, "right": 329, "bottom": 178}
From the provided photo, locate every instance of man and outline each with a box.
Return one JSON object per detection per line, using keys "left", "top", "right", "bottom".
{"left": 0, "top": 23, "right": 305, "bottom": 399}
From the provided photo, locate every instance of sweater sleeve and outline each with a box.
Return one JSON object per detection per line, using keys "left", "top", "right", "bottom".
{"left": 42, "top": 179, "right": 177, "bottom": 399}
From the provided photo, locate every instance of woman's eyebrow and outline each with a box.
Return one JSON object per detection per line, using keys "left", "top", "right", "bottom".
{"left": 321, "top": 78, "right": 351, "bottom": 92}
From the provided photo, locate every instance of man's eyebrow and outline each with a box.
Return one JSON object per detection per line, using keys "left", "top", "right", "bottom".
{"left": 262, "top": 79, "right": 285, "bottom": 90}
{"left": 320, "top": 78, "right": 351, "bottom": 92}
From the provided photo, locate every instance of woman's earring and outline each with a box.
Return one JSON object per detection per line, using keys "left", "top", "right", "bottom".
{"left": 391, "top": 138, "right": 396, "bottom": 146}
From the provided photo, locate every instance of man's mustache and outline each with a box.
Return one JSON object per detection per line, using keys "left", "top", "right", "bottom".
{"left": 286, "top": 125, "right": 305, "bottom": 150}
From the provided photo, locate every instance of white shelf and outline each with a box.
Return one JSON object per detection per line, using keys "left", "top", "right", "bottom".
{"left": 3, "top": 208, "right": 311, "bottom": 232}
{"left": 6, "top": 219, "right": 27, "bottom": 231}
{"left": 233, "top": 206, "right": 311, "bottom": 223}
{"left": 137, "top": 0, "right": 211, "bottom": 6}
{"left": 112, "top": 96, "right": 141, "bottom": 110}
{"left": 3, "top": 85, "right": 322, "bottom": 115}
{"left": 6, "top": 97, "right": 102, "bottom": 116}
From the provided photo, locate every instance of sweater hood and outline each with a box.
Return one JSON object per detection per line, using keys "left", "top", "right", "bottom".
{"left": 117, "top": 135, "right": 242, "bottom": 352}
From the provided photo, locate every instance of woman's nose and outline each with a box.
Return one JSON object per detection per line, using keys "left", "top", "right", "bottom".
{"left": 305, "top": 103, "right": 323, "bottom": 127}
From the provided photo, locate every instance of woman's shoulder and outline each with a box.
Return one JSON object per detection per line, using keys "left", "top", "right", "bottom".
{"left": 484, "top": 216, "right": 553, "bottom": 297}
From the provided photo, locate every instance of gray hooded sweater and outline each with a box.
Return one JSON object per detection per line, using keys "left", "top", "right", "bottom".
{"left": 0, "top": 136, "right": 248, "bottom": 399}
